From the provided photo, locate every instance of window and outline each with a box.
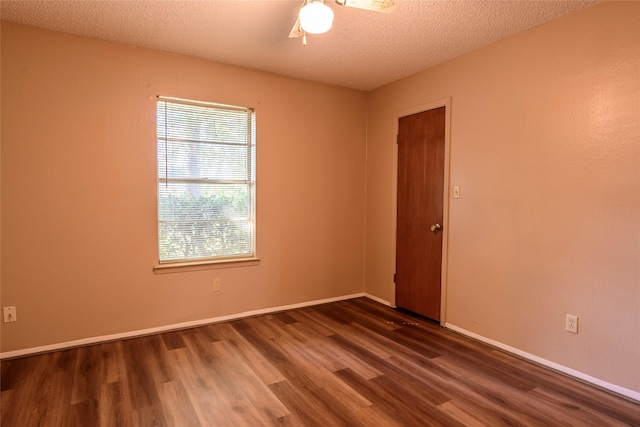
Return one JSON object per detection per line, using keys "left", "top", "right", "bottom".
{"left": 156, "top": 97, "right": 256, "bottom": 264}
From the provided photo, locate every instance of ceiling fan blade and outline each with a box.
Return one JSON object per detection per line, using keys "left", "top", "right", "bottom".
{"left": 289, "top": 17, "right": 303, "bottom": 38}
{"left": 336, "top": 0, "right": 395, "bottom": 12}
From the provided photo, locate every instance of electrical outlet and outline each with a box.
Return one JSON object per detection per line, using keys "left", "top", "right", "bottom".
{"left": 566, "top": 314, "right": 578, "bottom": 334}
{"left": 213, "top": 278, "right": 221, "bottom": 292}
{"left": 3, "top": 306, "right": 17, "bottom": 323}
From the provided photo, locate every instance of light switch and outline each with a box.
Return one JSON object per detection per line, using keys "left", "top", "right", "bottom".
{"left": 453, "top": 185, "right": 461, "bottom": 199}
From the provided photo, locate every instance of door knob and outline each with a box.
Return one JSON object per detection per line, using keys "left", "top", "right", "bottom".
{"left": 430, "top": 224, "right": 441, "bottom": 232}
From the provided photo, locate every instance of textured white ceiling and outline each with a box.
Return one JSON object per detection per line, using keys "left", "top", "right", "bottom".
{"left": 0, "top": 0, "right": 598, "bottom": 91}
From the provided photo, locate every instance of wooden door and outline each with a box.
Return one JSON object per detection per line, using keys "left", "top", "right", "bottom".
{"left": 395, "top": 106, "right": 446, "bottom": 321}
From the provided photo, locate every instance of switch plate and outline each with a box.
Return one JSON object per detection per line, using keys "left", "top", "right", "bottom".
{"left": 453, "top": 185, "right": 461, "bottom": 199}
{"left": 213, "top": 278, "right": 221, "bottom": 292}
{"left": 3, "top": 306, "right": 17, "bottom": 323}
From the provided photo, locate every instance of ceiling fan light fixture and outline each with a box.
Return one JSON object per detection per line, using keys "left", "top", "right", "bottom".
{"left": 299, "top": 0, "right": 334, "bottom": 35}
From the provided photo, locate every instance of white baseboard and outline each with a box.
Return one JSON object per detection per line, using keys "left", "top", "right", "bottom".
{"left": 0, "top": 292, "right": 366, "bottom": 360}
{"left": 444, "top": 323, "right": 640, "bottom": 403}
{"left": 5, "top": 296, "right": 636, "bottom": 403}
{"left": 363, "top": 293, "right": 391, "bottom": 306}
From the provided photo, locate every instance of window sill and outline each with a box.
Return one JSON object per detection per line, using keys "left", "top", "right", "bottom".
{"left": 153, "top": 257, "right": 260, "bottom": 274}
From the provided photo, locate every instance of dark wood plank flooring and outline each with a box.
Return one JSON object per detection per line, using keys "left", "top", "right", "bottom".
{"left": 2, "top": 297, "right": 639, "bottom": 426}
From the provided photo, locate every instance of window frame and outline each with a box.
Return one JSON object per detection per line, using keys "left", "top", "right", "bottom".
{"left": 154, "top": 96, "right": 258, "bottom": 270}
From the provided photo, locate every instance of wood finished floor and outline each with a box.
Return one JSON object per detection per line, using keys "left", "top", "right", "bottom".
{"left": 2, "top": 298, "right": 639, "bottom": 426}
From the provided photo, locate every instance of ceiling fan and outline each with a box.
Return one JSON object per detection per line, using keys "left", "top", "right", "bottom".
{"left": 289, "top": 0, "right": 396, "bottom": 44}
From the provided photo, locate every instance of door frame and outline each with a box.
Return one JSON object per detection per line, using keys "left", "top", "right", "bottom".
{"left": 390, "top": 97, "right": 452, "bottom": 326}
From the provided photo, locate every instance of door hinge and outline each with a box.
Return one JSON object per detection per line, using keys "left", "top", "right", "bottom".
{"left": 396, "top": 135, "right": 398, "bottom": 144}
{"left": 393, "top": 273, "right": 397, "bottom": 283}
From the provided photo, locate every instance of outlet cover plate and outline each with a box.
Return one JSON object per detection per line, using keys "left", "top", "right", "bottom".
{"left": 566, "top": 314, "right": 578, "bottom": 334}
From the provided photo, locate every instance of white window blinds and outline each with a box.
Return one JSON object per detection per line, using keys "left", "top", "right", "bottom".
{"left": 156, "top": 97, "right": 255, "bottom": 263}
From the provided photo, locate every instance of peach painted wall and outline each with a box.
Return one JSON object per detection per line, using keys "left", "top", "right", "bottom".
{"left": 365, "top": 1, "right": 639, "bottom": 393}
{"left": 0, "top": 22, "right": 367, "bottom": 352}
